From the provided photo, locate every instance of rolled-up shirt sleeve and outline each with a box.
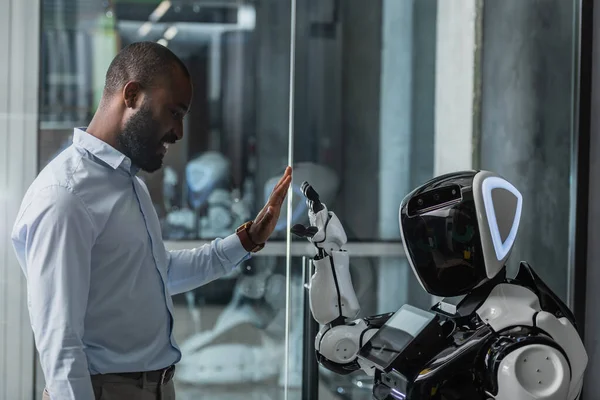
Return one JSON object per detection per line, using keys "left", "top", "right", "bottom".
{"left": 166, "top": 234, "right": 250, "bottom": 295}
{"left": 12, "top": 185, "right": 96, "bottom": 400}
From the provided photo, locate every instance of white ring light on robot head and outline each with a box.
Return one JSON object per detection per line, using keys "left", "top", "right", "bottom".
{"left": 481, "top": 176, "right": 523, "bottom": 261}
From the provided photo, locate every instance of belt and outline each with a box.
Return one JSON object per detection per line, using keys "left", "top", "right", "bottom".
{"left": 115, "top": 365, "right": 176, "bottom": 385}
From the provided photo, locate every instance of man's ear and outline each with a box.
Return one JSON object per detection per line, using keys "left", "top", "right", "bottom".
{"left": 122, "top": 81, "right": 142, "bottom": 109}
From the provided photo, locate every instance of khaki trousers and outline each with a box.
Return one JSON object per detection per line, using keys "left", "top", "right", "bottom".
{"left": 42, "top": 372, "right": 176, "bottom": 400}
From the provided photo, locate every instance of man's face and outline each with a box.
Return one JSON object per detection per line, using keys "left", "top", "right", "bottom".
{"left": 117, "top": 65, "right": 192, "bottom": 173}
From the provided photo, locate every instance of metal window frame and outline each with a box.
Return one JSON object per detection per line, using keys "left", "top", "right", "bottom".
{"left": 570, "top": 0, "right": 593, "bottom": 337}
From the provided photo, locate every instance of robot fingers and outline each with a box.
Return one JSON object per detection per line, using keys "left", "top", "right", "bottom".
{"left": 301, "top": 181, "right": 324, "bottom": 213}
{"left": 291, "top": 224, "right": 319, "bottom": 239}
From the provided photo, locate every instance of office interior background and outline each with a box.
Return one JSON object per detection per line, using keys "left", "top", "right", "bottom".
{"left": 1, "top": 0, "right": 600, "bottom": 399}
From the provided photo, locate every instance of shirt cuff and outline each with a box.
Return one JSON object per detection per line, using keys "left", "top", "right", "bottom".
{"left": 221, "top": 233, "right": 252, "bottom": 266}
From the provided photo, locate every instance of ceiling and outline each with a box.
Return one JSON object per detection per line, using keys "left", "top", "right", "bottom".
{"left": 42, "top": 0, "right": 256, "bottom": 58}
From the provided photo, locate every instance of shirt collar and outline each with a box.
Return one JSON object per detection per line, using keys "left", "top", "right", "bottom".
{"left": 72, "top": 128, "right": 139, "bottom": 175}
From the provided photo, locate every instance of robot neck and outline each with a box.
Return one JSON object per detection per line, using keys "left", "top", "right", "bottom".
{"left": 432, "top": 266, "right": 508, "bottom": 320}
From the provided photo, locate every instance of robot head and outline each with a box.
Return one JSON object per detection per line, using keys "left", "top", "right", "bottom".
{"left": 399, "top": 170, "right": 523, "bottom": 297}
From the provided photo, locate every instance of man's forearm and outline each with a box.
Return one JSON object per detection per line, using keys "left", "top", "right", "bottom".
{"left": 166, "top": 234, "right": 250, "bottom": 295}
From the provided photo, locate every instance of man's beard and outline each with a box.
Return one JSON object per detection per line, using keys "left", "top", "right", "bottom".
{"left": 116, "top": 104, "right": 175, "bottom": 173}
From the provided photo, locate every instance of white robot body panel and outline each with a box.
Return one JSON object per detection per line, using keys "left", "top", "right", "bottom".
{"left": 310, "top": 210, "right": 348, "bottom": 254}
{"left": 535, "top": 312, "right": 588, "bottom": 399}
{"left": 476, "top": 283, "right": 586, "bottom": 400}
{"left": 315, "top": 320, "right": 376, "bottom": 366}
{"left": 309, "top": 250, "right": 360, "bottom": 325}
{"left": 493, "top": 344, "right": 571, "bottom": 400}
{"left": 476, "top": 283, "right": 541, "bottom": 331}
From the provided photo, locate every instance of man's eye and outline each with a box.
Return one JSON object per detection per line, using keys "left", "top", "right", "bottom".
{"left": 171, "top": 110, "right": 183, "bottom": 120}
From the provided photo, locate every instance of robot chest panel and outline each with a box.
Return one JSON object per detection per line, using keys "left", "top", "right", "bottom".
{"left": 475, "top": 283, "right": 541, "bottom": 332}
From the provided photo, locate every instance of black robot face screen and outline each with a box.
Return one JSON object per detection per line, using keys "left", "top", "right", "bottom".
{"left": 401, "top": 196, "right": 488, "bottom": 297}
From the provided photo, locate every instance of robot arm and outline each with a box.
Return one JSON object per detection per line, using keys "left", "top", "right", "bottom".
{"left": 291, "top": 182, "right": 391, "bottom": 376}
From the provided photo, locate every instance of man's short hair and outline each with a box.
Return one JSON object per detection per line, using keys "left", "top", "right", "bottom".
{"left": 104, "top": 41, "right": 190, "bottom": 96}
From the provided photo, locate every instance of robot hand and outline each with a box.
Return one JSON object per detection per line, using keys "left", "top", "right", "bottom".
{"left": 291, "top": 182, "right": 347, "bottom": 256}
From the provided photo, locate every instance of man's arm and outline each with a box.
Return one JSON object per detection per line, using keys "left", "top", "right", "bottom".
{"left": 165, "top": 166, "right": 292, "bottom": 295}
{"left": 166, "top": 234, "right": 250, "bottom": 295}
{"left": 12, "top": 185, "right": 96, "bottom": 400}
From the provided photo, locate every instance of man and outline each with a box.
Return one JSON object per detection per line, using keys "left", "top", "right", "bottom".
{"left": 11, "top": 42, "right": 292, "bottom": 400}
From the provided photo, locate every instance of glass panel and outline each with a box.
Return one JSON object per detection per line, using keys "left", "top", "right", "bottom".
{"left": 286, "top": 0, "right": 438, "bottom": 398}
{"left": 37, "top": 0, "right": 293, "bottom": 398}
{"left": 288, "top": 0, "right": 581, "bottom": 399}
{"left": 287, "top": 0, "right": 435, "bottom": 307}
{"left": 172, "top": 253, "right": 296, "bottom": 399}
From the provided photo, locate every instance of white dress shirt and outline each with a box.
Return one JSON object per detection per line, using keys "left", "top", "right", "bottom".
{"left": 11, "top": 128, "right": 250, "bottom": 399}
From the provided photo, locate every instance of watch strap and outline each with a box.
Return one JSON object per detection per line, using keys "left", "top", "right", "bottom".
{"left": 236, "top": 221, "right": 264, "bottom": 253}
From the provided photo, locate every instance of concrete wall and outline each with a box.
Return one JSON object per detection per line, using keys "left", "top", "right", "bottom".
{"left": 479, "top": 0, "right": 576, "bottom": 300}
{"left": 0, "top": 0, "right": 40, "bottom": 398}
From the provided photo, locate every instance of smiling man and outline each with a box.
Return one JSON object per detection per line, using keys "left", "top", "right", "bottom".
{"left": 11, "top": 42, "right": 292, "bottom": 400}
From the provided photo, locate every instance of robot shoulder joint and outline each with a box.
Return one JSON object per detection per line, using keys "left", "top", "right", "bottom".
{"left": 491, "top": 343, "right": 570, "bottom": 400}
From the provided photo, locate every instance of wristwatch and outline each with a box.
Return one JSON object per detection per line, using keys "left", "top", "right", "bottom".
{"left": 236, "top": 221, "right": 265, "bottom": 253}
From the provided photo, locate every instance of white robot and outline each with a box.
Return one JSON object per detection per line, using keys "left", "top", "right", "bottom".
{"left": 291, "top": 170, "right": 588, "bottom": 400}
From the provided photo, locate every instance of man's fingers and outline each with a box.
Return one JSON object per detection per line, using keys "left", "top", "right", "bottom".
{"left": 274, "top": 176, "right": 292, "bottom": 204}
{"left": 269, "top": 175, "right": 292, "bottom": 205}
{"left": 271, "top": 167, "right": 292, "bottom": 193}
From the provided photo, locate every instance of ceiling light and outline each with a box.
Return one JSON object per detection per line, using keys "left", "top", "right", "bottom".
{"left": 164, "top": 26, "right": 178, "bottom": 40}
{"left": 149, "top": 0, "right": 171, "bottom": 23}
{"left": 237, "top": 5, "right": 256, "bottom": 29}
{"left": 138, "top": 21, "right": 152, "bottom": 37}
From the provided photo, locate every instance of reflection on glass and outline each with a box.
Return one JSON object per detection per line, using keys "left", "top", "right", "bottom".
{"left": 288, "top": 0, "right": 438, "bottom": 398}
{"left": 171, "top": 255, "right": 296, "bottom": 399}
{"left": 38, "top": 0, "right": 294, "bottom": 398}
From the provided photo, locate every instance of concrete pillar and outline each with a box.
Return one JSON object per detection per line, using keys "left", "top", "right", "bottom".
{"left": 434, "top": 0, "right": 482, "bottom": 177}
{"left": 0, "top": 0, "right": 40, "bottom": 397}
{"left": 376, "top": 0, "right": 415, "bottom": 313}
{"left": 479, "top": 0, "right": 576, "bottom": 300}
